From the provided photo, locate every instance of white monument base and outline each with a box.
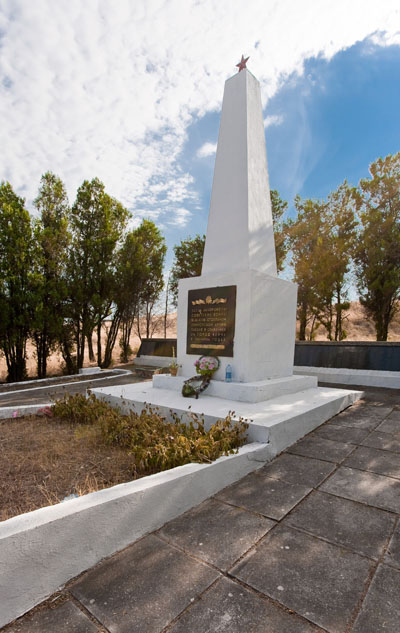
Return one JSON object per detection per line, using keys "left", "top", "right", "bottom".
{"left": 153, "top": 373, "right": 317, "bottom": 403}
{"left": 92, "top": 379, "right": 363, "bottom": 456}
{"left": 178, "top": 269, "right": 297, "bottom": 383}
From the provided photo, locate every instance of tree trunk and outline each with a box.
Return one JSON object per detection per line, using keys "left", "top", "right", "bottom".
{"left": 87, "top": 332, "right": 95, "bottom": 362}
{"left": 97, "top": 321, "right": 103, "bottom": 367}
{"left": 298, "top": 299, "right": 308, "bottom": 340}
{"left": 102, "top": 314, "right": 121, "bottom": 368}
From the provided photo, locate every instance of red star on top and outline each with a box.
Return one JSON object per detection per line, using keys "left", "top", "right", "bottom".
{"left": 236, "top": 55, "right": 249, "bottom": 72}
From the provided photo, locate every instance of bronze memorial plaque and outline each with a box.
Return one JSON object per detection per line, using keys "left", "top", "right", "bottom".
{"left": 186, "top": 285, "right": 236, "bottom": 356}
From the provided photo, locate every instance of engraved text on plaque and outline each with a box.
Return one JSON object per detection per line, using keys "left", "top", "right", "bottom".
{"left": 186, "top": 285, "right": 236, "bottom": 356}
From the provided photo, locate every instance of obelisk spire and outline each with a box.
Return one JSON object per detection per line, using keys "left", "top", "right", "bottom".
{"left": 201, "top": 66, "right": 277, "bottom": 278}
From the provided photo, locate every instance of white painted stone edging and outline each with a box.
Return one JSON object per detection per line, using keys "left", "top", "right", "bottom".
{"left": 0, "top": 367, "right": 131, "bottom": 390}
{"left": 0, "top": 369, "right": 132, "bottom": 401}
{"left": 134, "top": 355, "right": 172, "bottom": 367}
{"left": 0, "top": 441, "right": 271, "bottom": 628}
{"left": 294, "top": 366, "right": 400, "bottom": 389}
{"left": 0, "top": 403, "right": 53, "bottom": 419}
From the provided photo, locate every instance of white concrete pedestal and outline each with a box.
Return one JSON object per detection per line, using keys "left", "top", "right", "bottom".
{"left": 153, "top": 373, "right": 317, "bottom": 403}
{"left": 92, "top": 380, "right": 363, "bottom": 453}
{"left": 177, "top": 269, "right": 297, "bottom": 383}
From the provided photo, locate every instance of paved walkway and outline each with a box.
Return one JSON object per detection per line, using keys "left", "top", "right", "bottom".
{"left": 4, "top": 387, "right": 400, "bottom": 633}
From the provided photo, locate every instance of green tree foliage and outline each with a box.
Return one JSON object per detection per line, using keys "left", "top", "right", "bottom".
{"left": 68, "top": 178, "right": 129, "bottom": 368}
{"left": 134, "top": 220, "right": 167, "bottom": 340}
{"left": 32, "top": 172, "right": 70, "bottom": 377}
{"left": 270, "top": 189, "right": 290, "bottom": 272}
{"left": 103, "top": 228, "right": 145, "bottom": 366}
{"left": 0, "top": 183, "right": 34, "bottom": 381}
{"left": 170, "top": 234, "right": 205, "bottom": 306}
{"left": 287, "top": 196, "right": 325, "bottom": 339}
{"left": 288, "top": 183, "right": 356, "bottom": 340}
{"left": 353, "top": 153, "right": 400, "bottom": 341}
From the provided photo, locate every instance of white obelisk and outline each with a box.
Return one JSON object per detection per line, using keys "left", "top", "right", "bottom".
{"left": 177, "top": 62, "right": 297, "bottom": 383}
{"left": 202, "top": 67, "right": 277, "bottom": 278}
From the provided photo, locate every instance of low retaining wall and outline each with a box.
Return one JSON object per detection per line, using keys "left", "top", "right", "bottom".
{"left": 0, "top": 442, "right": 270, "bottom": 628}
{"left": 294, "top": 341, "right": 400, "bottom": 371}
{"left": 294, "top": 366, "right": 400, "bottom": 389}
{"left": 137, "top": 339, "right": 400, "bottom": 373}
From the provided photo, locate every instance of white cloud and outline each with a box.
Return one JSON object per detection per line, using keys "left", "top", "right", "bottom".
{"left": 0, "top": 0, "right": 399, "bottom": 226}
{"left": 197, "top": 142, "right": 217, "bottom": 158}
{"left": 264, "top": 114, "right": 284, "bottom": 128}
{"left": 168, "top": 207, "right": 192, "bottom": 227}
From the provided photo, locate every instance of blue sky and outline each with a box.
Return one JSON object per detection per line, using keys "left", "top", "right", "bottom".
{"left": 177, "top": 39, "right": 400, "bottom": 255}
{"left": 1, "top": 1, "right": 399, "bottom": 275}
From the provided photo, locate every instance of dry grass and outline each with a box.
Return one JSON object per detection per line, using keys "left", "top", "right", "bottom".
{"left": 0, "top": 415, "right": 144, "bottom": 521}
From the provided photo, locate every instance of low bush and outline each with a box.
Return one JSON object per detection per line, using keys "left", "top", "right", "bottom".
{"left": 52, "top": 394, "right": 248, "bottom": 471}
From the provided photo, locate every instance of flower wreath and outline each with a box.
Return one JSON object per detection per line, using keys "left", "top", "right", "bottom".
{"left": 181, "top": 356, "right": 220, "bottom": 398}
{"left": 182, "top": 375, "right": 211, "bottom": 399}
{"left": 194, "top": 355, "right": 220, "bottom": 377}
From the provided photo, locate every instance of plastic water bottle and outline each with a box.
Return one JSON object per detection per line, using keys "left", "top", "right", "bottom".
{"left": 225, "top": 364, "right": 232, "bottom": 382}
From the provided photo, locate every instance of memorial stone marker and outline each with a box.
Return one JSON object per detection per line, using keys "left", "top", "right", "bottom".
{"left": 176, "top": 59, "right": 298, "bottom": 383}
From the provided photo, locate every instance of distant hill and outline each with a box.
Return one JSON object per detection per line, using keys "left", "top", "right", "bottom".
{"left": 306, "top": 301, "right": 400, "bottom": 341}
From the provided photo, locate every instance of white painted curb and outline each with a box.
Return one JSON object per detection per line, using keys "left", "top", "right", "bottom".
{"left": 0, "top": 369, "right": 132, "bottom": 400}
{"left": 0, "top": 367, "right": 131, "bottom": 390}
{"left": 0, "top": 442, "right": 271, "bottom": 627}
{"left": 134, "top": 355, "right": 172, "bottom": 367}
{"left": 294, "top": 366, "right": 400, "bottom": 389}
{"left": 0, "top": 403, "right": 52, "bottom": 419}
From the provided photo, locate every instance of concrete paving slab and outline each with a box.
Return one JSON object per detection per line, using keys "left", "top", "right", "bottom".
{"left": 284, "top": 490, "right": 396, "bottom": 560}
{"left": 168, "top": 576, "right": 324, "bottom": 633}
{"left": 232, "top": 524, "right": 373, "bottom": 633}
{"left": 287, "top": 436, "right": 354, "bottom": 463}
{"left": 375, "top": 414, "right": 400, "bottom": 435}
{"left": 70, "top": 534, "right": 219, "bottom": 633}
{"left": 7, "top": 602, "right": 98, "bottom": 633}
{"left": 352, "top": 564, "right": 400, "bottom": 633}
{"left": 215, "top": 472, "right": 311, "bottom": 520}
{"left": 384, "top": 521, "right": 400, "bottom": 570}
{"left": 320, "top": 467, "right": 400, "bottom": 514}
{"left": 343, "top": 445, "right": 400, "bottom": 479}
{"left": 361, "top": 431, "right": 400, "bottom": 453}
{"left": 326, "top": 410, "right": 384, "bottom": 431}
{"left": 258, "top": 452, "right": 335, "bottom": 488}
{"left": 313, "top": 424, "right": 370, "bottom": 445}
{"left": 158, "top": 498, "right": 274, "bottom": 571}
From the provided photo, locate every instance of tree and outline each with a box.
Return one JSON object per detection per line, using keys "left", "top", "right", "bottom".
{"left": 170, "top": 234, "right": 205, "bottom": 306}
{"left": 287, "top": 196, "right": 326, "bottom": 339}
{"left": 287, "top": 184, "right": 356, "bottom": 341}
{"left": 353, "top": 153, "right": 400, "bottom": 341}
{"left": 68, "top": 178, "right": 129, "bottom": 368}
{"left": 0, "top": 183, "right": 34, "bottom": 381}
{"left": 102, "top": 229, "right": 145, "bottom": 367}
{"left": 323, "top": 182, "right": 357, "bottom": 341}
{"left": 134, "top": 220, "right": 167, "bottom": 340}
{"left": 270, "top": 189, "right": 289, "bottom": 273}
{"left": 32, "top": 172, "right": 70, "bottom": 378}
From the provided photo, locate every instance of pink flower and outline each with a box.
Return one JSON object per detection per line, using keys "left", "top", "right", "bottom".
{"left": 12, "top": 411, "right": 18, "bottom": 418}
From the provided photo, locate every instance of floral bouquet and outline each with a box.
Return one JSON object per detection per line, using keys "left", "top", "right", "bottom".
{"left": 194, "top": 355, "right": 220, "bottom": 378}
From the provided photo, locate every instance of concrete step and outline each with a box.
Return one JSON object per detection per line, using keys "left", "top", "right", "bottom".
{"left": 92, "top": 382, "right": 363, "bottom": 454}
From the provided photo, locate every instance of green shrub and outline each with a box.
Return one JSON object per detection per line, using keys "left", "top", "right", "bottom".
{"left": 52, "top": 394, "right": 248, "bottom": 471}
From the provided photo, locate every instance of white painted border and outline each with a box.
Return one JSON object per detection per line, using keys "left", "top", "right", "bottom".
{"left": 0, "top": 442, "right": 271, "bottom": 627}
{"left": 0, "top": 403, "right": 53, "bottom": 419}
{"left": 0, "top": 368, "right": 131, "bottom": 391}
{"left": 134, "top": 355, "right": 171, "bottom": 367}
{"left": 0, "top": 369, "right": 132, "bottom": 401}
{"left": 294, "top": 366, "right": 400, "bottom": 389}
